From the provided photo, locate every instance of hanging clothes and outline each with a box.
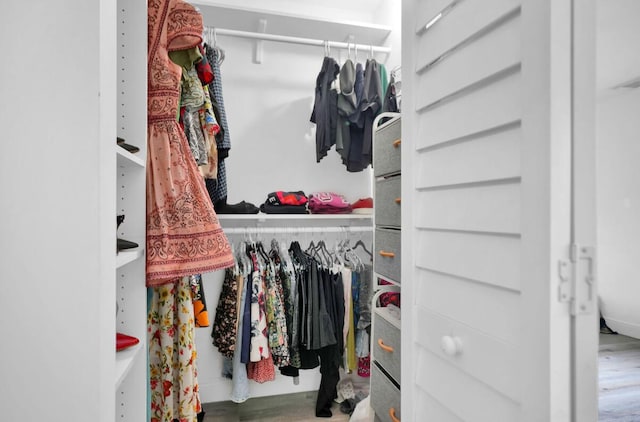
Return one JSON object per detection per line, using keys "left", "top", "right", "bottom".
{"left": 211, "top": 268, "right": 240, "bottom": 357}
{"left": 336, "top": 58, "right": 357, "bottom": 166}
{"left": 147, "top": 3, "right": 235, "bottom": 421}
{"left": 146, "top": 0, "right": 233, "bottom": 286}
{"left": 148, "top": 277, "right": 201, "bottom": 421}
{"left": 310, "top": 56, "right": 340, "bottom": 163}
{"left": 358, "top": 58, "right": 383, "bottom": 170}
{"left": 190, "top": 274, "right": 210, "bottom": 327}
{"left": 211, "top": 236, "right": 370, "bottom": 416}
{"left": 203, "top": 44, "right": 232, "bottom": 206}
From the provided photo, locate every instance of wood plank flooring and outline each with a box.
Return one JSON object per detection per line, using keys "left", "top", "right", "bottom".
{"left": 599, "top": 333, "right": 640, "bottom": 421}
{"left": 202, "top": 391, "right": 351, "bottom": 422}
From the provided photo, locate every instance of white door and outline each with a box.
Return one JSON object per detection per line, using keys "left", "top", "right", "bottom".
{"left": 400, "top": 0, "right": 597, "bottom": 421}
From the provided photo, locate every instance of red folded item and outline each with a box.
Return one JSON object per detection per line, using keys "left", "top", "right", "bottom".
{"left": 116, "top": 332, "right": 140, "bottom": 351}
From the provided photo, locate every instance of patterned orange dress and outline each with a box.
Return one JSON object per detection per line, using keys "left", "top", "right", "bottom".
{"left": 146, "top": 0, "right": 234, "bottom": 287}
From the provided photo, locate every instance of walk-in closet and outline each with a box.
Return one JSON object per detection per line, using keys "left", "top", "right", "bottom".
{"left": 4, "top": 0, "right": 638, "bottom": 421}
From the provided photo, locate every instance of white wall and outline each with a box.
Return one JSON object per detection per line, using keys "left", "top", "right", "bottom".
{"left": 216, "top": 36, "right": 375, "bottom": 206}
{"left": 596, "top": 0, "right": 640, "bottom": 339}
{"left": 194, "top": 0, "right": 400, "bottom": 403}
{"left": 0, "top": 0, "right": 115, "bottom": 420}
{"left": 596, "top": 89, "right": 640, "bottom": 338}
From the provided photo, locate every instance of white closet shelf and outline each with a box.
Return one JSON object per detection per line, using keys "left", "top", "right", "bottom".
{"left": 218, "top": 214, "right": 372, "bottom": 221}
{"left": 115, "top": 343, "right": 142, "bottom": 390}
{"left": 190, "top": 1, "right": 392, "bottom": 45}
{"left": 218, "top": 213, "right": 373, "bottom": 230}
{"left": 116, "top": 248, "right": 144, "bottom": 268}
{"left": 116, "top": 146, "right": 145, "bottom": 169}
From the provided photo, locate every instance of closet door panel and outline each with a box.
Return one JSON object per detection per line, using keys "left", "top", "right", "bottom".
{"left": 415, "top": 230, "right": 520, "bottom": 292}
{"left": 416, "top": 12, "right": 521, "bottom": 110}
{"left": 415, "top": 346, "right": 519, "bottom": 422}
{"left": 415, "top": 306, "right": 519, "bottom": 401}
{"left": 415, "top": 69, "right": 522, "bottom": 150}
{"left": 415, "top": 124, "right": 521, "bottom": 188}
{"left": 415, "top": 0, "right": 521, "bottom": 70}
{"left": 415, "top": 268, "right": 520, "bottom": 345}
{"left": 414, "top": 0, "right": 453, "bottom": 33}
{"left": 414, "top": 182, "right": 520, "bottom": 235}
{"left": 414, "top": 387, "right": 465, "bottom": 422}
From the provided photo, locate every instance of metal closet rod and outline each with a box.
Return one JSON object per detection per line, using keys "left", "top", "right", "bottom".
{"left": 207, "top": 26, "right": 391, "bottom": 54}
{"left": 223, "top": 226, "right": 373, "bottom": 234}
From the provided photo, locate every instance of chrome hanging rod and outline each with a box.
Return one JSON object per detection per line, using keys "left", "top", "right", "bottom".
{"left": 222, "top": 226, "right": 373, "bottom": 235}
{"left": 205, "top": 26, "right": 391, "bottom": 54}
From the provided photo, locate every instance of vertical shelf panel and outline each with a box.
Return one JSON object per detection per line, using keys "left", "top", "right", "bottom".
{"left": 116, "top": 0, "right": 147, "bottom": 420}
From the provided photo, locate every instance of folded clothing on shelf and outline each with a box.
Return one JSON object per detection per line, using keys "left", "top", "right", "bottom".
{"left": 308, "top": 192, "right": 352, "bottom": 214}
{"left": 260, "top": 190, "right": 309, "bottom": 214}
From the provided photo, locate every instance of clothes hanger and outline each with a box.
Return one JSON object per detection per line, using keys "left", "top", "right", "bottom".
{"left": 353, "top": 239, "right": 373, "bottom": 261}
{"left": 213, "top": 28, "right": 225, "bottom": 65}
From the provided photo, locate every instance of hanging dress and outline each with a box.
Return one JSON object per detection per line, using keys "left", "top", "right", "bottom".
{"left": 146, "top": 0, "right": 234, "bottom": 287}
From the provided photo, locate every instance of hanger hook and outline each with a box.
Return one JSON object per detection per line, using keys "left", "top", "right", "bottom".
{"left": 213, "top": 27, "right": 218, "bottom": 47}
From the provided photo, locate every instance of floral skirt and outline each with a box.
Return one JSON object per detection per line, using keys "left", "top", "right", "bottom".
{"left": 148, "top": 277, "right": 201, "bottom": 422}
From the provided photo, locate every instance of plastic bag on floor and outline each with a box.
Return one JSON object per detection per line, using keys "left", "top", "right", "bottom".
{"left": 349, "top": 396, "right": 374, "bottom": 422}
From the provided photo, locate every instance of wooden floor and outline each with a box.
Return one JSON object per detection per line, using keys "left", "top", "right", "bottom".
{"left": 202, "top": 373, "right": 369, "bottom": 422}
{"left": 599, "top": 333, "right": 640, "bottom": 421}
{"left": 202, "top": 391, "right": 351, "bottom": 422}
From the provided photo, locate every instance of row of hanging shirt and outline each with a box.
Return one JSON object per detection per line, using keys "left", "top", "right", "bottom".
{"left": 211, "top": 235, "right": 373, "bottom": 414}
{"left": 310, "top": 45, "right": 401, "bottom": 172}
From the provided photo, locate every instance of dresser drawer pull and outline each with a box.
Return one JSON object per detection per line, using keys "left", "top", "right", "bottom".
{"left": 394, "top": 197, "right": 401, "bottom": 204}
{"left": 379, "top": 251, "right": 395, "bottom": 258}
{"left": 377, "top": 338, "right": 394, "bottom": 353}
{"left": 390, "top": 407, "right": 400, "bottom": 422}
{"left": 392, "top": 139, "right": 401, "bottom": 148}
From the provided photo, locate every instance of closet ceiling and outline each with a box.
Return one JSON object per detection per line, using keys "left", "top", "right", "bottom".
{"left": 597, "top": 0, "right": 640, "bottom": 96}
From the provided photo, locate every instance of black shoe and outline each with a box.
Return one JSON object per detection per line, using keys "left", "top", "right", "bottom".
{"left": 117, "top": 137, "right": 140, "bottom": 154}
{"left": 116, "top": 215, "right": 139, "bottom": 252}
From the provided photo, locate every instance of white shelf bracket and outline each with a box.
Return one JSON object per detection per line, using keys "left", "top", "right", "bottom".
{"left": 253, "top": 18, "right": 267, "bottom": 64}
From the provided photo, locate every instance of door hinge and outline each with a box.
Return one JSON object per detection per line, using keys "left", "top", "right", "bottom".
{"left": 558, "top": 244, "right": 596, "bottom": 316}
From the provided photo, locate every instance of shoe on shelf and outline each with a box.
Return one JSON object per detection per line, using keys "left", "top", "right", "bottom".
{"left": 116, "top": 332, "right": 140, "bottom": 351}
{"left": 117, "top": 137, "right": 140, "bottom": 154}
{"left": 351, "top": 197, "right": 373, "bottom": 214}
{"left": 116, "top": 215, "right": 139, "bottom": 252}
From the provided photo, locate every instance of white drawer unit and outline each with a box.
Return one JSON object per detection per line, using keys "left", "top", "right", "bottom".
{"left": 371, "top": 112, "right": 402, "bottom": 422}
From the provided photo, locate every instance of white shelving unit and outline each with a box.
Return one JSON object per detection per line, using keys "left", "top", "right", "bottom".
{"left": 115, "top": 0, "right": 147, "bottom": 420}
